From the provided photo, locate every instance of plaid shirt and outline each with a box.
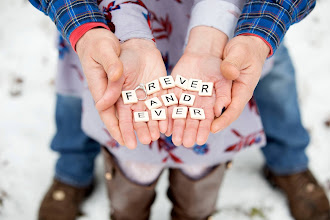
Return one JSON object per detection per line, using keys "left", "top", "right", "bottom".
{"left": 235, "top": 0, "right": 316, "bottom": 56}
{"left": 29, "top": 0, "right": 315, "bottom": 55}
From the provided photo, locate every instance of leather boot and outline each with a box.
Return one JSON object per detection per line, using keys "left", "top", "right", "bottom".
{"left": 102, "top": 147, "right": 158, "bottom": 220}
{"left": 168, "top": 164, "right": 226, "bottom": 220}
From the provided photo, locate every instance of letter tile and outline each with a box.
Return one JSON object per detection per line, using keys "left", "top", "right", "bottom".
{"left": 161, "top": 93, "right": 178, "bottom": 106}
{"left": 179, "top": 93, "right": 195, "bottom": 106}
{"left": 159, "top": 76, "right": 175, "bottom": 89}
{"left": 199, "top": 82, "right": 213, "bottom": 96}
{"left": 175, "top": 75, "right": 188, "bottom": 90}
{"left": 146, "top": 79, "right": 161, "bottom": 95}
{"left": 122, "top": 90, "right": 138, "bottom": 104}
{"left": 187, "top": 79, "right": 202, "bottom": 92}
{"left": 145, "top": 97, "right": 162, "bottom": 110}
{"left": 189, "top": 108, "right": 205, "bottom": 120}
{"left": 172, "top": 107, "right": 188, "bottom": 119}
{"left": 151, "top": 108, "right": 166, "bottom": 120}
{"left": 134, "top": 111, "right": 149, "bottom": 122}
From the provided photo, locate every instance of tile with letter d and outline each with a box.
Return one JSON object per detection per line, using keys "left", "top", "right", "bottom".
{"left": 179, "top": 93, "right": 195, "bottom": 106}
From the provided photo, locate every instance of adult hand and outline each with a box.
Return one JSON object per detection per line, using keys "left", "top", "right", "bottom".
{"left": 167, "top": 26, "right": 231, "bottom": 147}
{"left": 116, "top": 39, "right": 168, "bottom": 149}
{"left": 211, "top": 35, "right": 270, "bottom": 133}
{"left": 76, "top": 28, "right": 125, "bottom": 145}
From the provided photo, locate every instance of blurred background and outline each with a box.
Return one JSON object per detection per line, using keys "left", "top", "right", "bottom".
{"left": 0, "top": 0, "right": 329, "bottom": 219}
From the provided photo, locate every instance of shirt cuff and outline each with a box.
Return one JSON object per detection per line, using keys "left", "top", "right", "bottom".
{"left": 69, "top": 22, "right": 110, "bottom": 52}
{"left": 237, "top": 33, "right": 273, "bottom": 58}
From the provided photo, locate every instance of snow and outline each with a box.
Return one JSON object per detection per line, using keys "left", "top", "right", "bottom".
{"left": 0, "top": 0, "right": 329, "bottom": 219}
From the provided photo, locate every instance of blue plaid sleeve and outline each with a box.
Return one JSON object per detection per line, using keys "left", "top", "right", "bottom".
{"left": 234, "top": 0, "right": 316, "bottom": 56}
{"left": 28, "top": 0, "right": 107, "bottom": 43}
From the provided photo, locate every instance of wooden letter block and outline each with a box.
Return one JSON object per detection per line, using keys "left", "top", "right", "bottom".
{"left": 146, "top": 79, "right": 161, "bottom": 95}
{"left": 151, "top": 108, "right": 166, "bottom": 120}
{"left": 161, "top": 93, "right": 178, "bottom": 106}
{"left": 175, "top": 75, "right": 188, "bottom": 90}
{"left": 145, "top": 97, "right": 162, "bottom": 110}
{"left": 159, "top": 76, "right": 175, "bottom": 89}
{"left": 122, "top": 90, "right": 138, "bottom": 104}
{"left": 134, "top": 111, "right": 149, "bottom": 122}
{"left": 179, "top": 93, "right": 195, "bottom": 107}
{"left": 199, "top": 82, "right": 213, "bottom": 96}
{"left": 189, "top": 108, "right": 205, "bottom": 120}
{"left": 187, "top": 79, "right": 202, "bottom": 92}
{"left": 172, "top": 107, "right": 188, "bottom": 119}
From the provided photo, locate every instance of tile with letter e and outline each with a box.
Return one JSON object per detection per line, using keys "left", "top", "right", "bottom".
{"left": 172, "top": 107, "right": 188, "bottom": 119}
{"left": 134, "top": 111, "right": 149, "bottom": 122}
{"left": 159, "top": 76, "right": 175, "bottom": 89}
{"left": 189, "top": 108, "right": 205, "bottom": 120}
{"left": 145, "top": 97, "right": 162, "bottom": 110}
{"left": 179, "top": 93, "right": 195, "bottom": 106}
{"left": 161, "top": 93, "right": 178, "bottom": 106}
{"left": 146, "top": 79, "right": 161, "bottom": 95}
{"left": 175, "top": 75, "right": 188, "bottom": 90}
{"left": 151, "top": 108, "right": 166, "bottom": 120}
{"left": 187, "top": 79, "right": 202, "bottom": 92}
{"left": 122, "top": 90, "right": 138, "bottom": 104}
{"left": 199, "top": 82, "right": 213, "bottom": 96}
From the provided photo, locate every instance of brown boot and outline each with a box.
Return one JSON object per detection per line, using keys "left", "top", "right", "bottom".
{"left": 167, "top": 164, "right": 226, "bottom": 220}
{"left": 264, "top": 167, "right": 330, "bottom": 220}
{"left": 38, "top": 179, "right": 94, "bottom": 220}
{"left": 102, "top": 147, "right": 158, "bottom": 220}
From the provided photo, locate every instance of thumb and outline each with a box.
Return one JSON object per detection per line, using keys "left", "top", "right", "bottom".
{"left": 95, "top": 47, "right": 123, "bottom": 82}
{"left": 221, "top": 43, "right": 249, "bottom": 80}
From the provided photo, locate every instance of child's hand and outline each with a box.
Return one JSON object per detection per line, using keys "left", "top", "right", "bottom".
{"left": 116, "top": 39, "right": 168, "bottom": 149}
{"left": 76, "top": 28, "right": 125, "bottom": 144}
{"left": 211, "top": 35, "right": 270, "bottom": 133}
{"left": 166, "top": 27, "right": 231, "bottom": 147}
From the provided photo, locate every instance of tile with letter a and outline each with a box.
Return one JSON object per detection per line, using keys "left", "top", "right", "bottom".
{"left": 145, "top": 97, "right": 162, "bottom": 110}
{"left": 172, "top": 107, "right": 188, "bottom": 119}
{"left": 122, "top": 90, "right": 138, "bottom": 104}
{"left": 179, "top": 93, "right": 195, "bottom": 106}
{"left": 175, "top": 75, "right": 188, "bottom": 90}
{"left": 161, "top": 93, "right": 178, "bottom": 106}
{"left": 146, "top": 79, "right": 161, "bottom": 95}
{"left": 134, "top": 111, "right": 149, "bottom": 122}
{"left": 159, "top": 76, "right": 175, "bottom": 89}
{"left": 189, "top": 108, "right": 205, "bottom": 120}
{"left": 199, "top": 82, "right": 213, "bottom": 96}
{"left": 151, "top": 108, "right": 166, "bottom": 120}
{"left": 187, "top": 79, "right": 202, "bottom": 92}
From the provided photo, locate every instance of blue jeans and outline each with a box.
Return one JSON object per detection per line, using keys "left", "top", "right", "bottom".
{"left": 254, "top": 43, "right": 310, "bottom": 175}
{"left": 51, "top": 94, "right": 100, "bottom": 187}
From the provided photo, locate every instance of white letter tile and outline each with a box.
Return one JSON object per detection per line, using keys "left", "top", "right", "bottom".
{"left": 179, "top": 93, "right": 195, "bottom": 107}
{"left": 145, "top": 97, "right": 162, "bottom": 110}
{"left": 172, "top": 107, "right": 188, "bottom": 119}
{"left": 161, "top": 93, "right": 178, "bottom": 106}
{"left": 159, "top": 76, "right": 175, "bottom": 89}
{"left": 189, "top": 108, "right": 205, "bottom": 120}
{"left": 175, "top": 75, "right": 188, "bottom": 90}
{"left": 199, "top": 82, "right": 213, "bottom": 96}
{"left": 134, "top": 111, "right": 149, "bottom": 122}
{"left": 187, "top": 79, "right": 202, "bottom": 92}
{"left": 122, "top": 90, "right": 138, "bottom": 104}
{"left": 146, "top": 79, "right": 161, "bottom": 95}
{"left": 151, "top": 108, "right": 166, "bottom": 120}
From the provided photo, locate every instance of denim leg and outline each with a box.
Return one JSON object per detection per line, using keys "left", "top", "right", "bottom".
{"left": 254, "top": 43, "right": 310, "bottom": 175}
{"left": 51, "top": 94, "right": 100, "bottom": 187}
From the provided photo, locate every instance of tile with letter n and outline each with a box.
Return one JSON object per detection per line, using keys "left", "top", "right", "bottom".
{"left": 134, "top": 111, "right": 149, "bottom": 122}
{"left": 179, "top": 93, "right": 195, "bottom": 106}
{"left": 161, "top": 93, "right": 178, "bottom": 106}
{"left": 151, "top": 108, "right": 166, "bottom": 120}
{"left": 145, "top": 97, "right": 162, "bottom": 110}
{"left": 189, "top": 108, "right": 205, "bottom": 120}
{"left": 122, "top": 90, "right": 138, "bottom": 104}
{"left": 172, "top": 107, "right": 188, "bottom": 119}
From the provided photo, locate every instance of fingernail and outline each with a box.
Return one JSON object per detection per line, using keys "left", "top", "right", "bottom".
{"left": 221, "top": 107, "right": 226, "bottom": 115}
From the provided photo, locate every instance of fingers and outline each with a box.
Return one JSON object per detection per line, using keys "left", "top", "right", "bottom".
{"left": 171, "top": 117, "right": 186, "bottom": 146}
{"left": 100, "top": 106, "right": 124, "bottom": 146}
{"left": 196, "top": 107, "right": 213, "bottom": 146}
{"left": 117, "top": 100, "right": 137, "bottom": 149}
{"left": 214, "top": 79, "right": 232, "bottom": 117}
{"left": 211, "top": 81, "right": 253, "bottom": 133}
{"left": 182, "top": 115, "right": 199, "bottom": 148}
{"left": 132, "top": 101, "right": 152, "bottom": 145}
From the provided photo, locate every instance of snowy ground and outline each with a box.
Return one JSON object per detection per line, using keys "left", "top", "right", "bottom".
{"left": 0, "top": 0, "right": 329, "bottom": 220}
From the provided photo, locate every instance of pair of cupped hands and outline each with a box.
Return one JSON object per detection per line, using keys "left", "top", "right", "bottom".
{"left": 76, "top": 26, "right": 270, "bottom": 149}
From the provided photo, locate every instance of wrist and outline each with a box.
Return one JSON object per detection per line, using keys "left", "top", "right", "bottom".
{"left": 185, "top": 26, "right": 228, "bottom": 57}
{"left": 244, "top": 35, "right": 270, "bottom": 60}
